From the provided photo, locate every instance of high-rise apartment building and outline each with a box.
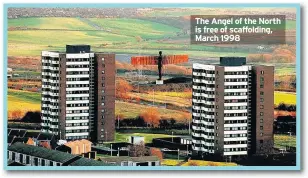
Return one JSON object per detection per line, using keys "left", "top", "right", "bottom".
{"left": 192, "top": 57, "right": 274, "bottom": 159}
{"left": 41, "top": 45, "right": 115, "bottom": 143}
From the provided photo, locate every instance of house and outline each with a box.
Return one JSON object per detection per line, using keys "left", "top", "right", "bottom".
{"left": 8, "top": 129, "right": 57, "bottom": 149}
{"left": 8, "top": 136, "right": 35, "bottom": 146}
{"left": 8, "top": 142, "right": 113, "bottom": 166}
{"left": 8, "top": 142, "right": 80, "bottom": 166}
{"left": 68, "top": 157, "right": 114, "bottom": 166}
{"left": 129, "top": 136, "right": 144, "bottom": 145}
{"left": 64, "top": 139, "right": 92, "bottom": 155}
{"left": 8, "top": 129, "right": 27, "bottom": 137}
{"left": 99, "top": 156, "right": 160, "bottom": 166}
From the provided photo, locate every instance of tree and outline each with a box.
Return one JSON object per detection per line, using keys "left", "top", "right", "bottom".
{"left": 22, "top": 111, "right": 41, "bottom": 123}
{"left": 140, "top": 107, "right": 160, "bottom": 128}
{"left": 128, "top": 141, "right": 149, "bottom": 157}
{"left": 150, "top": 148, "right": 163, "bottom": 160}
{"left": 170, "top": 118, "right": 176, "bottom": 128}
{"left": 116, "top": 78, "right": 133, "bottom": 100}
{"left": 11, "top": 110, "right": 23, "bottom": 120}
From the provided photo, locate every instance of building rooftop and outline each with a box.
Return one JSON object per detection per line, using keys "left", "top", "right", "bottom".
{"left": 66, "top": 44, "right": 91, "bottom": 53}
{"left": 99, "top": 156, "right": 160, "bottom": 164}
{"left": 69, "top": 157, "right": 114, "bottom": 166}
{"left": 219, "top": 57, "right": 246, "bottom": 66}
{"left": 8, "top": 129, "right": 27, "bottom": 137}
{"left": 8, "top": 142, "right": 79, "bottom": 163}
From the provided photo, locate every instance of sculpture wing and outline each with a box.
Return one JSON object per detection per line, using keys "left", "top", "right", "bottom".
{"left": 131, "top": 55, "right": 188, "bottom": 66}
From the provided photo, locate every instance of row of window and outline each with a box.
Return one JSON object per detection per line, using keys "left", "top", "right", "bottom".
{"left": 67, "top": 103, "right": 89, "bottom": 107}
{"left": 224, "top": 127, "right": 247, "bottom": 131}
{"left": 193, "top": 69, "right": 215, "bottom": 74}
{"left": 225, "top": 78, "right": 248, "bottom": 82}
{"left": 66, "top": 64, "right": 89, "bottom": 68}
{"left": 65, "top": 129, "right": 88, "bottom": 133}
{"left": 224, "top": 106, "right": 247, "bottom": 110}
{"left": 224, "top": 85, "right": 248, "bottom": 89}
{"left": 224, "top": 120, "right": 247, "bottom": 124}
{"left": 66, "top": 77, "right": 89, "bottom": 81}
{"left": 225, "top": 99, "right": 248, "bottom": 103}
{"left": 193, "top": 76, "right": 215, "bottom": 81}
{"left": 66, "top": 84, "right": 89, "bottom": 88}
{"left": 66, "top": 71, "right": 89, "bottom": 75}
{"left": 66, "top": 90, "right": 89, "bottom": 94}
{"left": 224, "top": 113, "right": 248, "bottom": 117}
{"left": 224, "top": 141, "right": 247, "bottom": 145}
{"left": 8, "top": 151, "right": 61, "bottom": 166}
{"left": 224, "top": 148, "right": 247, "bottom": 152}
{"left": 66, "top": 122, "right": 88, "bottom": 127}
{"left": 65, "top": 116, "right": 89, "bottom": 120}
{"left": 66, "top": 58, "right": 90, "bottom": 62}
{"left": 193, "top": 110, "right": 215, "bottom": 115}
{"left": 66, "top": 97, "right": 89, "bottom": 101}
{"left": 224, "top": 92, "right": 247, "bottom": 96}
{"left": 66, "top": 110, "right": 89, "bottom": 114}
{"left": 192, "top": 117, "right": 215, "bottom": 123}
{"left": 224, "top": 133, "right": 247, "bottom": 138}
{"left": 66, "top": 135, "right": 88, "bottom": 140}
{"left": 192, "top": 90, "right": 215, "bottom": 95}
{"left": 224, "top": 71, "right": 248, "bottom": 75}
{"left": 193, "top": 83, "right": 215, "bottom": 88}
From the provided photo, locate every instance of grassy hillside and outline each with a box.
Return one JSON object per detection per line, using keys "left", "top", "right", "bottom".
{"left": 274, "top": 91, "right": 296, "bottom": 105}
{"left": 7, "top": 17, "right": 255, "bottom": 57}
{"left": 274, "top": 134, "right": 296, "bottom": 149}
{"left": 88, "top": 18, "right": 181, "bottom": 39}
{"left": 8, "top": 17, "right": 96, "bottom": 30}
{"left": 115, "top": 100, "right": 191, "bottom": 122}
{"left": 8, "top": 89, "right": 41, "bottom": 119}
{"left": 115, "top": 132, "right": 173, "bottom": 143}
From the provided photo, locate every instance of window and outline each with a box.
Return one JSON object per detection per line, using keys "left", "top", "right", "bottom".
{"left": 260, "top": 112, "right": 264, "bottom": 116}
{"left": 102, "top": 58, "right": 105, "bottom": 62}
{"left": 260, "top": 98, "right": 264, "bottom": 102}
{"left": 260, "top": 105, "right": 264, "bottom": 109}
{"left": 260, "top": 118, "right": 264, "bottom": 123}
{"left": 260, "top": 126, "right": 263, "bottom": 130}
{"left": 260, "top": 91, "right": 264, "bottom": 95}
{"left": 260, "top": 133, "right": 263, "bottom": 136}
{"left": 261, "top": 71, "right": 264, "bottom": 75}
{"left": 260, "top": 84, "right": 264, "bottom": 88}
{"left": 260, "top": 77, "right": 264, "bottom": 82}
{"left": 216, "top": 106, "right": 219, "bottom": 109}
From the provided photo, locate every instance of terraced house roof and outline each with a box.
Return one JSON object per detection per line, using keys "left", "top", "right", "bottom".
{"left": 99, "top": 156, "right": 159, "bottom": 165}
{"left": 69, "top": 157, "right": 114, "bottom": 166}
{"left": 8, "top": 142, "right": 78, "bottom": 163}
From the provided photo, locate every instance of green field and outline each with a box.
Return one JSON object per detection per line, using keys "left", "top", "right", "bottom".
{"left": 9, "top": 17, "right": 96, "bottom": 30}
{"left": 115, "top": 132, "right": 173, "bottom": 143}
{"left": 7, "top": 17, "right": 261, "bottom": 57}
{"left": 128, "top": 92, "right": 191, "bottom": 107}
{"left": 8, "top": 89, "right": 40, "bottom": 111}
{"left": 88, "top": 18, "right": 181, "bottom": 39}
{"left": 274, "top": 91, "right": 296, "bottom": 105}
{"left": 115, "top": 100, "right": 190, "bottom": 122}
{"left": 274, "top": 134, "right": 296, "bottom": 149}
